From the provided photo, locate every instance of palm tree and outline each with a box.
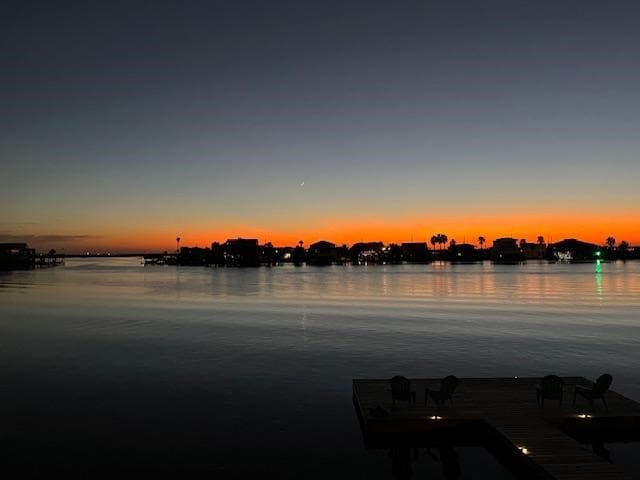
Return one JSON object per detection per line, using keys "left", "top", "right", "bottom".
{"left": 438, "top": 233, "right": 448, "bottom": 250}
{"left": 537, "top": 236, "right": 545, "bottom": 245}
{"left": 176, "top": 236, "right": 181, "bottom": 253}
{"left": 606, "top": 236, "right": 616, "bottom": 249}
{"left": 298, "top": 240, "right": 304, "bottom": 248}
{"left": 478, "top": 236, "right": 486, "bottom": 250}
{"left": 430, "top": 235, "right": 438, "bottom": 251}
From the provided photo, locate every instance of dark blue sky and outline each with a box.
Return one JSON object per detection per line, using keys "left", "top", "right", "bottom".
{"left": 2, "top": 1, "right": 639, "bottom": 249}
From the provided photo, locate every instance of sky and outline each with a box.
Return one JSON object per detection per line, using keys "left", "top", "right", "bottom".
{"left": 1, "top": 0, "right": 639, "bottom": 252}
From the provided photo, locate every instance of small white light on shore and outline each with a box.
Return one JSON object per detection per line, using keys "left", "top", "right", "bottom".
{"left": 518, "top": 446, "right": 529, "bottom": 455}
{"left": 577, "top": 414, "right": 592, "bottom": 419}
{"left": 430, "top": 415, "right": 443, "bottom": 420}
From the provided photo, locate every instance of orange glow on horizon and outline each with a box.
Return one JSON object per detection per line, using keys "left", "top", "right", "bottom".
{"left": 56, "top": 212, "right": 640, "bottom": 252}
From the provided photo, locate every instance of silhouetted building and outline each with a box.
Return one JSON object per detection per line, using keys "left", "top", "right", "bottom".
{"left": 209, "top": 242, "right": 225, "bottom": 266}
{"left": 278, "top": 246, "right": 295, "bottom": 263}
{"left": 520, "top": 241, "right": 547, "bottom": 260}
{"left": 0, "top": 243, "right": 36, "bottom": 270}
{"left": 551, "top": 239, "right": 600, "bottom": 262}
{"left": 349, "top": 242, "right": 384, "bottom": 265}
{"left": 448, "top": 242, "right": 479, "bottom": 262}
{"left": 291, "top": 245, "right": 305, "bottom": 266}
{"left": 223, "top": 238, "right": 260, "bottom": 267}
{"left": 307, "top": 240, "right": 337, "bottom": 266}
{"left": 491, "top": 237, "right": 523, "bottom": 262}
{"left": 382, "top": 243, "right": 403, "bottom": 264}
{"left": 259, "top": 242, "right": 279, "bottom": 266}
{"left": 401, "top": 242, "right": 430, "bottom": 263}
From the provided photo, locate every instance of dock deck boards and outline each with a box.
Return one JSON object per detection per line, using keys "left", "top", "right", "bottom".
{"left": 353, "top": 377, "right": 640, "bottom": 479}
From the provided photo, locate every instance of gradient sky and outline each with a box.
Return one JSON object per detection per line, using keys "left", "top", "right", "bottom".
{"left": 2, "top": 0, "right": 639, "bottom": 252}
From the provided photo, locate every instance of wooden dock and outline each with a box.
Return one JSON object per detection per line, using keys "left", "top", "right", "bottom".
{"left": 353, "top": 377, "right": 640, "bottom": 479}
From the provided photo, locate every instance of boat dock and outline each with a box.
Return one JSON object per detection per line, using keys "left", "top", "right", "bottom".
{"left": 353, "top": 377, "right": 640, "bottom": 479}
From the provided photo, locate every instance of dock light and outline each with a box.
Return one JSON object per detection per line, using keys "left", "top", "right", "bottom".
{"left": 577, "top": 414, "right": 593, "bottom": 419}
{"left": 518, "top": 446, "right": 529, "bottom": 455}
{"left": 595, "top": 251, "right": 601, "bottom": 257}
{"left": 430, "top": 416, "right": 443, "bottom": 420}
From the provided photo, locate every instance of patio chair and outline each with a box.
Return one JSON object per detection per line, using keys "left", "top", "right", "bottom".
{"left": 424, "top": 375, "right": 459, "bottom": 407}
{"left": 536, "top": 375, "right": 564, "bottom": 407}
{"left": 390, "top": 375, "right": 416, "bottom": 407}
{"left": 573, "top": 374, "right": 613, "bottom": 411}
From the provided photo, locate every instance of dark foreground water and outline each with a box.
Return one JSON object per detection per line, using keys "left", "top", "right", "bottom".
{"left": 1, "top": 259, "right": 640, "bottom": 478}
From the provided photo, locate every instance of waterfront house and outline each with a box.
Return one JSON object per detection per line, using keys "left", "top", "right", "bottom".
{"left": 519, "top": 241, "right": 547, "bottom": 260}
{"left": 223, "top": 238, "right": 260, "bottom": 267}
{"left": 307, "top": 240, "right": 337, "bottom": 266}
{"left": 491, "top": 237, "right": 523, "bottom": 262}
{"left": 448, "top": 242, "right": 479, "bottom": 262}
{"left": 551, "top": 239, "right": 600, "bottom": 262}
{"left": 349, "top": 242, "right": 384, "bottom": 265}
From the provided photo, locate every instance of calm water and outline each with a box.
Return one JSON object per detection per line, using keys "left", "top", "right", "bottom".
{"left": 1, "top": 258, "right": 640, "bottom": 477}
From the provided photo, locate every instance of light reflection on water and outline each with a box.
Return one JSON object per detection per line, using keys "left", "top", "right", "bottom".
{"left": 1, "top": 258, "right": 640, "bottom": 476}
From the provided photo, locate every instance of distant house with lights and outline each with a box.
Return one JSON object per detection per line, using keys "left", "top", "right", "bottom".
{"left": 550, "top": 239, "right": 599, "bottom": 262}
{"left": 223, "top": 238, "right": 260, "bottom": 267}
{"left": 491, "top": 237, "right": 523, "bottom": 262}
{"left": 349, "top": 242, "right": 384, "bottom": 264}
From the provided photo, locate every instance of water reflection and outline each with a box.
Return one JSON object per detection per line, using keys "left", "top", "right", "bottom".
{"left": 2, "top": 259, "right": 640, "bottom": 475}
{"left": 595, "top": 260, "right": 603, "bottom": 299}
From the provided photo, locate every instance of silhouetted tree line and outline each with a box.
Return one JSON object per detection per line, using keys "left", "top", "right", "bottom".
{"left": 160, "top": 235, "right": 639, "bottom": 267}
